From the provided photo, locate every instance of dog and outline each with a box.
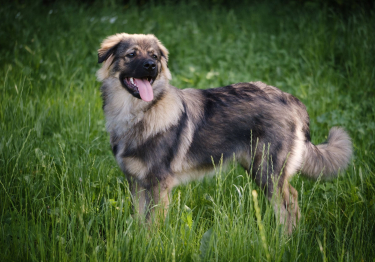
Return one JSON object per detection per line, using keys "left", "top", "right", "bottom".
{"left": 96, "top": 33, "right": 352, "bottom": 233}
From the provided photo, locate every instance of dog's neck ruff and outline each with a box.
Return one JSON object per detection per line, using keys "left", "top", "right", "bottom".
{"left": 102, "top": 79, "right": 184, "bottom": 141}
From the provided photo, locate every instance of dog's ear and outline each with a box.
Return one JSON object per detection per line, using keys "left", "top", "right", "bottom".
{"left": 98, "top": 34, "right": 125, "bottom": 63}
{"left": 98, "top": 44, "right": 118, "bottom": 64}
{"left": 157, "top": 40, "right": 172, "bottom": 80}
{"left": 97, "top": 34, "right": 127, "bottom": 81}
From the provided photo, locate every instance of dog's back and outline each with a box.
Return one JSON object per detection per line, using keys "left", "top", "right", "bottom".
{"left": 96, "top": 33, "right": 352, "bottom": 234}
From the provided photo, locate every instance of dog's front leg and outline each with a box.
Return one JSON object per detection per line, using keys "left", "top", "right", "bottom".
{"left": 147, "top": 181, "right": 172, "bottom": 222}
{"left": 128, "top": 177, "right": 148, "bottom": 217}
{"left": 128, "top": 176, "right": 173, "bottom": 223}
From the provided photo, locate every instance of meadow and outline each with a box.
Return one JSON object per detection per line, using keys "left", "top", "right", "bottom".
{"left": 0, "top": 1, "right": 374, "bottom": 261}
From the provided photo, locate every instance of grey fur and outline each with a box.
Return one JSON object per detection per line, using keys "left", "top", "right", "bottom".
{"left": 302, "top": 127, "right": 352, "bottom": 179}
{"left": 96, "top": 33, "right": 353, "bottom": 234}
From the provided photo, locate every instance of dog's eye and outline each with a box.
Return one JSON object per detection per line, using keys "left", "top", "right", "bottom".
{"left": 127, "top": 52, "right": 135, "bottom": 58}
{"left": 152, "top": 54, "right": 157, "bottom": 59}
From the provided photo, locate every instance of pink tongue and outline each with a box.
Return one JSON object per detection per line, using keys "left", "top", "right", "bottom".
{"left": 134, "top": 78, "right": 153, "bottom": 102}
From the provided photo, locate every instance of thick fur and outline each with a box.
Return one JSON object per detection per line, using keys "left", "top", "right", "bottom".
{"left": 96, "top": 33, "right": 353, "bottom": 234}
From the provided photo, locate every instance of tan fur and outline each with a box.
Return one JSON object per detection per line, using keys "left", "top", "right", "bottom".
{"left": 171, "top": 89, "right": 205, "bottom": 174}
{"left": 302, "top": 127, "right": 352, "bottom": 178}
{"left": 96, "top": 33, "right": 352, "bottom": 234}
{"left": 122, "top": 157, "right": 149, "bottom": 180}
{"left": 96, "top": 54, "right": 114, "bottom": 81}
{"left": 284, "top": 122, "right": 306, "bottom": 180}
{"left": 271, "top": 181, "right": 301, "bottom": 234}
{"left": 141, "top": 88, "right": 184, "bottom": 140}
{"left": 97, "top": 33, "right": 171, "bottom": 81}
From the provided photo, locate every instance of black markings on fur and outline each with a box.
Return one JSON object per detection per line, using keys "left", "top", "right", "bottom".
{"left": 185, "top": 83, "right": 298, "bottom": 194}
{"left": 112, "top": 41, "right": 132, "bottom": 71}
{"left": 122, "top": 104, "right": 188, "bottom": 187}
{"left": 110, "top": 80, "right": 308, "bottom": 208}
{"left": 112, "top": 144, "right": 118, "bottom": 156}
{"left": 117, "top": 57, "right": 159, "bottom": 100}
{"left": 100, "top": 86, "right": 108, "bottom": 109}
{"left": 160, "top": 50, "right": 168, "bottom": 67}
{"left": 144, "top": 90, "right": 165, "bottom": 112}
{"left": 188, "top": 84, "right": 271, "bottom": 167}
{"left": 289, "top": 122, "right": 296, "bottom": 133}
{"left": 167, "top": 102, "right": 188, "bottom": 160}
{"left": 290, "top": 95, "right": 303, "bottom": 106}
{"left": 271, "top": 141, "right": 283, "bottom": 172}
{"left": 303, "top": 126, "right": 311, "bottom": 142}
{"left": 160, "top": 50, "right": 166, "bottom": 60}
{"left": 274, "top": 141, "right": 283, "bottom": 154}
{"left": 251, "top": 114, "right": 266, "bottom": 139}
{"left": 278, "top": 95, "right": 287, "bottom": 105}
{"left": 98, "top": 44, "right": 119, "bottom": 64}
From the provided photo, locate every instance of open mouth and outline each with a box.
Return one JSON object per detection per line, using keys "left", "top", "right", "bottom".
{"left": 123, "top": 77, "right": 155, "bottom": 102}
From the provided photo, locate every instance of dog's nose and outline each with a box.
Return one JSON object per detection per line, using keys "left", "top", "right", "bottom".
{"left": 143, "top": 60, "right": 156, "bottom": 71}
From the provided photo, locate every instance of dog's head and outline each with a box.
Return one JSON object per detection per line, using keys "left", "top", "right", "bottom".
{"left": 97, "top": 33, "right": 171, "bottom": 102}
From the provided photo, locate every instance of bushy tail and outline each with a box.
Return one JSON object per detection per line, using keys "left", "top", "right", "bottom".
{"left": 301, "top": 127, "right": 352, "bottom": 179}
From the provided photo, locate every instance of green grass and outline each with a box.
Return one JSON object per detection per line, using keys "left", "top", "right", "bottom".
{"left": 1, "top": 1, "right": 374, "bottom": 261}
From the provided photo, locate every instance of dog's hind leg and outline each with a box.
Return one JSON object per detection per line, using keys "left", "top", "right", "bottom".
{"left": 248, "top": 145, "right": 301, "bottom": 234}
{"left": 269, "top": 179, "right": 301, "bottom": 235}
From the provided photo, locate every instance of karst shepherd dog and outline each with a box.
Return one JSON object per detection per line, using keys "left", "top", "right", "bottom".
{"left": 96, "top": 33, "right": 352, "bottom": 234}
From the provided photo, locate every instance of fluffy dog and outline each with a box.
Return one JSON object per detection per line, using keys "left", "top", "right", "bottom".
{"left": 96, "top": 33, "right": 352, "bottom": 233}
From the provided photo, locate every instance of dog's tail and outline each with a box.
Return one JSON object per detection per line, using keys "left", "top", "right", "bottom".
{"left": 301, "top": 127, "right": 352, "bottom": 179}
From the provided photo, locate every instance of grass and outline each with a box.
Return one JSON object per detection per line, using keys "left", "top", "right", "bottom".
{"left": 1, "top": 1, "right": 375, "bottom": 261}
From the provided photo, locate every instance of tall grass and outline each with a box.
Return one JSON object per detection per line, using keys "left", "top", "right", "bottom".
{"left": 0, "top": 1, "right": 374, "bottom": 261}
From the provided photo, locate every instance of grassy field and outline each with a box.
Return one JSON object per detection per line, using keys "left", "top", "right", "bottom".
{"left": 1, "top": 1, "right": 374, "bottom": 261}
